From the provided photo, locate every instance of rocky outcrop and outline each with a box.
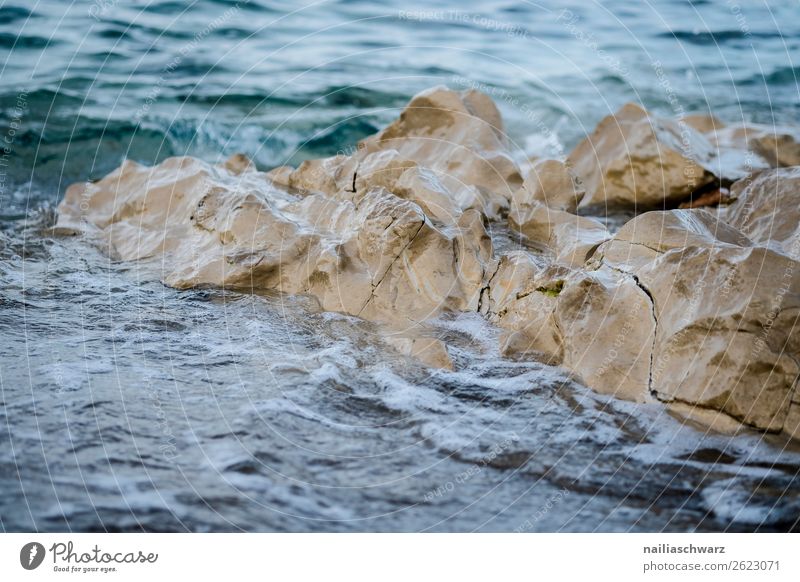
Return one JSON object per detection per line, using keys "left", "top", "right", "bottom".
{"left": 705, "top": 123, "right": 800, "bottom": 170}
{"left": 356, "top": 86, "right": 522, "bottom": 219}
{"left": 57, "top": 155, "right": 493, "bottom": 329}
{"left": 599, "top": 210, "right": 800, "bottom": 436}
{"left": 568, "top": 104, "right": 800, "bottom": 212}
{"left": 56, "top": 86, "right": 800, "bottom": 440}
{"left": 568, "top": 103, "right": 719, "bottom": 211}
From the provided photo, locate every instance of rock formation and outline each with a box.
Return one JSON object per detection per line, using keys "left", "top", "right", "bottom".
{"left": 567, "top": 103, "right": 718, "bottom": 211}
{"left": 58, "top": 155, "right": 493, "bottom": 330}
{"left": 57, "top": 86, "right": 800, "bottom": 440}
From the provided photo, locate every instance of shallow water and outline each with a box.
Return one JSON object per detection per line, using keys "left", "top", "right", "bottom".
{"left": 1, "top": 0, "right": 799, "bottom": 531}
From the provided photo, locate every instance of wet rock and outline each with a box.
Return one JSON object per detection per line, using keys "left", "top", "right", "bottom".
{"left": 222, "top": 153, "right": 256, "bottom": 175}
{"left": 683, "top": 114, "right": 725, "bottom": 134}
{"left": 706, "top": 124, "right": 800, "bottom": 169}
{"left": 751, "top": 130, "right": 800, "bottom": 168}
{"left": 57, "top": 156, "right": 491, "bottom": 330}
{"left": 486, "top": 251, "right": 655, "bottom": 401}
{"left": 266, "top": 154, "right": 357, "bottom": 196}
{"left": 725, "top": 166, "right": 800, "bottom": 256}
{"left": 599, "top": 209, "right": 800, "bottom": 436}
{"left": 56, "top": 86, "right": 800, "bottom": 440}
{"left": 512, "top": 158, "right": 585, "bottom": 213}
{"left": 600, "top": 207, "right": 752, "bottom": 270}
{"left": 568, "top": 103, "right": 718, "bottom": 211}
{"left": 350, "top": 150, "right": 480, "bottom": 224}
{"left": 267, "top": 86, "right": 522, "bottom": 221}
{"left": 357, "top": 86, "right": 522, "bottom": 219}
{"left": 493, "top": 206, "right": 800, "bottom": 436}
{"left": 678, "top": 187, "right": 731, "bottom": 209}
{"left": 508, "top": 201, "right": 609, "bottom": 267}
{"left": 386, "top": 334, "right": 453, "bottom": 370}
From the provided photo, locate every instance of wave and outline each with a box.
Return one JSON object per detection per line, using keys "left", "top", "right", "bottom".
{"left": 0, "top": 5, "right": 35, "bottom": 25}
{"left": 0, "top": 32, "right": 52, "bottom": 49}
{"left": 660, "top": 29, "right": 783, "bottom": 45}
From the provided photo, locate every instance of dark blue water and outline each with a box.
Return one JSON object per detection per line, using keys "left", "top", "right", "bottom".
{"left": 1, "top": 0, "right": 799, "bottom": 532}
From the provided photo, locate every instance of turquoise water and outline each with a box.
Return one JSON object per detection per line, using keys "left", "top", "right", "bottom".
{"left": 1, "top": 0, "right": 799, "bottom": 532}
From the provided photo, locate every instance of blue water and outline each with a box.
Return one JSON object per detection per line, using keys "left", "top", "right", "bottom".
{"left": 1, "top": 0, "right": 799, "bottom": 532}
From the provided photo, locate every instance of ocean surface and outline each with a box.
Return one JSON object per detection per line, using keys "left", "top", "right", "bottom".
{"left": 1, "top": 0, "right": 799, "bottom": 532}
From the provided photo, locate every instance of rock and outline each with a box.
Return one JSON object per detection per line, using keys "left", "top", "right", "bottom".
{"left": 706, "top": 124, "right": 800, "bottom": 169}
{"left": 751, "top": 130, "right": 800, "bottom": 168}
{"left": 569, "top": 103, "right": 718, "bottom": 211}
{"left": 386, "top": 335, "right": 453, "bottom": 370}
{"left": 678, "top": 187, "right": 730, "bottom": 209}
{"left": 222, "top": 153, "right": 256, "bottom": 175}
{"left": 350, "top": 150, "right": 479, "bottom": 224}
{"left": 353, "top": 150, "right": 417, "bottom": 195}
{"left": 512, "top": 158, "right": 585, "bottom": 213}
{"left": 265, "top": 86, "right": 522, "bottom": 221}
{"left": 266, "top": 154, "right": 357, "bottom": 195}
{"left": 725, "top": 167, "right": 800, "bottom": 256}
{"left": 683, "top": 113, "right": 725, "bottom": 134}
{"left": 492, "top": 206, "right": 800, "bottom": 436}
{"left": 600, "top": 207, "right": 752, "bottom": 270}
{"left": 482, "top": 251, "right": 567, "bottom": 366}
{"left": 357, "top": 86, "right": 522, "bottom": 219}
{"left": 392, "top": 166, "right": 475, "bottom": 224}
{"left": 56, "top": 85, "right": 800, "bottom": 440}
{"left": 484, "top": 251, "right": 655, "bottom": 401}
{"left": 508, "top": 201, "right": 609, "bottom": 267}
{"left": 57, "top": 155, "right": 492, "bottom": 330}
{"left": 598, "top": 209, "right": 800, "bottom": 436}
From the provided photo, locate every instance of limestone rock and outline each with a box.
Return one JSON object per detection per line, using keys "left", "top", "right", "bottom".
{"left": 678, "top": 187, "right": 731, "bottom": 209}
{"left": 265, "top": 87, "right": 522, "bottom": 222}
{"left": 349, "top": 150, "right": 480, "bottom": 224}
{"left": 492, "top": 206, "right": 800, "bottom": 436}
{"left": 569, "top": 103, "right": 718, "bottom": 211}
{"left": 683, "top": 114, "right": 725, "bottom": 134}
{"left": 485, "top": 251, "right": 655, "bottom": 401}
{"left": 386, "top": 335, "right": 453, "bottom": 370}
{"left": 56, "top": 85, "right": 800, "bottom": 440}
{"left": 57, "top": 155, "right": 492, "bottom": 329}
{"left": 600, "top": 207, "right": 752, "bottom": 270}
{"left": 512, "top": 158, "right": 585, "bottom": 213}
{"left": 358, "top": 86, "right": 522, "bottom": 219}
{"left": 353, "top": 150, "right": 417, "bottom": 195}
{"left": 706, "top": 124, "right": 800, "bottom": 169}
{"left": 752, "top": 130, "right": 800, "bottom": 168}
{"left": 266, "top": 154, "right": 357, "bottom": 196}
{"left": 725, "top": 166, "right": 800, "bottom": 256}
{"left": 222, "top": 153, "right": 256, "bottom": 175}
{"left": 508, "top": 201, "right": 609, "bottom": 267}
{"left": 392, "top": 167, "right": 472, "bottom": 224}
{"left": 599, "top": 209, "right": 800, "bottom": 435}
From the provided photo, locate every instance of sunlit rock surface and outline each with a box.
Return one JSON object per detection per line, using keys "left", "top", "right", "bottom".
{"left": 566, "top": 103, "right": 800, "bottom": 212}
{"left": 58, "top": 155, "right": 493, "bottom": 329}
{"left": 568, "top": 103, "right": 718, "bottom": 211}
{"left": 705, "top": 123, "right": 800, "bottom": 171}
{"left": 57, "top": 86, "right": 800, "bottom": 439}
{"left": 598, "top": 210, "right": 800, "bottom": 436}
{"left": 481, "top": 251, "right": 655, "bottom": 402}
{"left": 513, "top": 158, "right": 585, "bottom": 213}
{"left": 725, "top": 166, "right": 800, "bottom": 255}
{"left": 508, "top": 202, "right": 609, "bottom": 268}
